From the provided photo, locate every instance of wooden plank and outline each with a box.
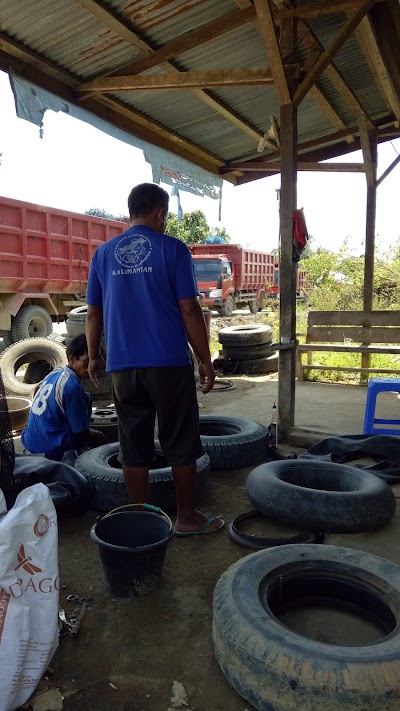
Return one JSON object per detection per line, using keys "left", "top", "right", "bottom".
{"left": 76, "top": 0, "right": 153, "bottom": 54}
{"left": 76, "top": 0, "right": 265, "bottom": 146}
{"left": 298, "top": 344, "right": 400, "bottom": 354}
{"left": 223, "top": 161, "right": 366, "bottom": 172}
{"left": 79, "top": 67, "right": 279, "bottom": 92}
{"left": 307, "top": 310, "right": 400, "bottom": 327}
{"left": 310, "top": 85, "right": 355, "bottom": 143}
{"left": 359, "top": 115, "right": 377, "bottom": 187}
{"left": 363, "top": 132, "right": 378, "bottom": 311}
{"left": 355, "top": 15, "right": 400, "bottom": 125}
{"left": 377, "top": 153, "right": 400, "bottom": 186}
{"left": 294, "top": 0, "right": 375, "bottom": 106}
{"left": 301, "top": 364, "right": 400, "bottom": 374}
{"left": 254, "top": 0, "right": 291, "bottom": 105}
{"left": 306, "top": 326, "right": 400, "bottom": 343}
{"left": 109, "top": 6, "right": 256, "bottom": 77}
{"left": 297, "top": 21, "right": 374, "bottom": 128}
{"left": 278, "top": 102, "right": 297, "bottom": 439}
{"left": 276, "top": 0, "right": 384, "bottom": 20}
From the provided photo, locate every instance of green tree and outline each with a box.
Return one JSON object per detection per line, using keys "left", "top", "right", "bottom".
{"left": 166, "top": 210, "right": 230, "bottom": 244}
{"left": 85, "top": 207, "right": 128, "bottom": 222}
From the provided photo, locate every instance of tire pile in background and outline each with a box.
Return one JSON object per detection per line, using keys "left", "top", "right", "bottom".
{"left": 216, "top": 324, "right": 278, "bottom": 375}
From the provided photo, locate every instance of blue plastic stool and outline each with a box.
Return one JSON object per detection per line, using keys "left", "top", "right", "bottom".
{"left": 363, "top": 378, "right": 400, "bottom": 435}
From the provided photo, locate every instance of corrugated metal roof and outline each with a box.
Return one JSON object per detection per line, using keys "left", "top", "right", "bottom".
{"left": 0, "top": 0, "right": 398, "bottom": 179}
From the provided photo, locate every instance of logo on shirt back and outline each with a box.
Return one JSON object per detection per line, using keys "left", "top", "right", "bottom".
{"left": 114, "top": 233, "right": 152, "bottom": 269}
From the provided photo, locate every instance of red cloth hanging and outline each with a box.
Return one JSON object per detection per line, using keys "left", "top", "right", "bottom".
{"left": 292, "top": 208, "right": 308, "bottom": 261}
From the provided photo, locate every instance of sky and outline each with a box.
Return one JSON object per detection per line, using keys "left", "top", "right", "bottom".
{"left": 0, "top": 69, "right": 399, "bottom": 255}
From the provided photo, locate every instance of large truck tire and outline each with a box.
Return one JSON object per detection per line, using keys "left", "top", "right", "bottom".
{"left": 219, "top": 324, "right": 273, "bottom": 346}
{"left": 6, "top": 396, "right": 32, "bottom": 432}
{"left": 75, "top": 442, "right": 210, "bottom": 512}
{"left": 220, "top": 295, "right": 235, "bottom": 317}
{"left": 213, "top": 544, "right": 400, "bottom": 711}
{"left": 66, "top": 305, "right": 88, "bottom": 338}
{"left": 0, "top": 329, "right": 14, "bottom": 351}
{"left": 246, "top": 459, "right": 396, "bottom": 533}
{"left": 199, "top": 415, "right": 269, "bottom": 470}
{"left": 222, "top": 342, "right": 275, "bottom": 360}
{"left": 12, "top": 305, "right": 53, "bottom": 341}
{"left": 231, "top": 352, "right": 279, "bottom": 374}
{"left": 0, "top": 338, "right": 67, "bottom": 396}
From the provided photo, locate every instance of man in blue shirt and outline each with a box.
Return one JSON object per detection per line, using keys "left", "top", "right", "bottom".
{"left": 22, "top": 334, "right": 107, "bottom": 460}
{"left": 86, "top": 183, "right": 224, "bottom": 536}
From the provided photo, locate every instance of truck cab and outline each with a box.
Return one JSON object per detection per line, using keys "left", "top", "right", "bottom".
{"left": 192, "top": 254, "right": 235, "bottom": 316}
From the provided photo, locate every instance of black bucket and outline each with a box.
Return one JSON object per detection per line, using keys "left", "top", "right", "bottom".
{"left": 90, "top": 504, "right": 175, "bottom": 597}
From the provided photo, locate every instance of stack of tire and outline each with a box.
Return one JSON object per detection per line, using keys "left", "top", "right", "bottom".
{"left": 217, "top": 325, "right": 278, "bottom": 375}
{"left": 66, "top": 305, "right": 112, "bottom": 399}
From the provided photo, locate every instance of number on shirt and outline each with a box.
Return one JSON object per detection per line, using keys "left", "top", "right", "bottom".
{"left": 32, "top": 382, "right": 54, "bottom": 415}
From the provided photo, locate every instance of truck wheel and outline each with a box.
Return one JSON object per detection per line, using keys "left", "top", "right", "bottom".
{"left": 0, "top": 329, "right": 14, "bottom": 351}
{"left": 213, "top": 544, "right": 400, "bottom": 711}
{"left": 219, "top": 324, "right": 273, "bottom": 346}
{"left": 232, "top": 352, "right": 279, "bottom": 374}
{"left": 12, "top": 305, "right": 53, "bottom": 342}
{"left": 0, "top": 338, "right": 67, "bottom": 396}
{"left": 249, "top": 300, "right": 258, "bottom": 314}
{"left": 75, "top": 442, "right": 210, "bottom": 512}
{"left": 199, "top": 415, "right": 269, "bottom": 470}
{"left": 221, "top": 295, "right": 234, "bottom": 317}
{"left": 246, "top": 459, "right": 396, "bottom": 533}
{"left": 222, "top": 342, "right": 274, "bottom": 360}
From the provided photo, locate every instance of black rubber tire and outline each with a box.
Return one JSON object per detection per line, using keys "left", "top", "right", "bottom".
{"left": 227, "top": 511, "right": 324, "bottom": 549}
{"left": 219, "top": 324, "right": 273, "bottom": 346}
{"left": 222, "top": 342, "right": 275, "bottom": 360}
{"left": 69, "top": 305, "right": 88, "bottom": 317}
{"left": 23, "top": 359, "right": 52, "bottom": 384}
{"left": 199, "top": 415, "right": 268, "bottom": 470}
{"left": 47, "top": 332, "right": 69, "bottom": 345}
{"left": 231, "top": 352, "right": 279, "bottom": 374}
{"left": 66, "top": 317, "right": 86, "bottom": 338}
{"left": 213, "top": 544, "right": 400, "bottom": 711}
{"left": 246, "top": 459, "right": 396, "bottom": 533}
{"left": 0, "top": 329, "right": 14, "bottom": 349}
{"left": 0, "top": 338, "right": 67, "bottom": 396}
{"left": 90, "top": 408, "right": 119, "bottom": 442}
{"left": 83, "top": 374, "right": 113, "bottom": 399}
{"left": 221, "top": 295, "right": 234, "bottom": 317}
{"left": 74, "top": 442, "right": 210, "bottom": 512}
{"left": 12, "top": 305, "right": 53, "bottom": 341}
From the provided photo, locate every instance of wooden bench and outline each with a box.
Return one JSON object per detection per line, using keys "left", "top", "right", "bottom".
{"left": 296, "top": 311, "right": 400, "bottom": 384}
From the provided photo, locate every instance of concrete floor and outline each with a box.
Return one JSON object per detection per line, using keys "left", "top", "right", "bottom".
{"left": 11, "top": 373, "right": 400, "bottom": 711}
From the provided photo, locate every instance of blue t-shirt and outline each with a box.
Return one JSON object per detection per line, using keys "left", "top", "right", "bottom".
{"left": 21, "top": 367, "right": 91, "bottom": 457}
{"left": 86, "top": 225, "right": 198, "bottom": 371}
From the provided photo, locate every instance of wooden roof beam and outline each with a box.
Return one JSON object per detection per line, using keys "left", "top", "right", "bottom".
{"left": 254, "top": 0, "right": 291, "bottom": 105}
{"left": 309, "top": 85, "right": 355, "bottom": 144}
{"left": 376, "top": 154, "right": 400, "bottom": 187}
{"left": 355, "top": 15, "right": 400, "bottom": 125}
{"left": 75, "top": 0, "right": 269, "bottom": 148}
{"left": 222, "top": 161, "right": 367, "bottom": 172}
{"left": 109, "top": 6, "right": 256, "bottom": 78}
{"left": 298, "top": 20, "right": 374, "bottom": 129}
{"left": 294, "top": 0, "right": 375, "bottom": 106}
{"left": 359, "top": 115, "right": 377, "bottom": 186}
{"left": 79, "top": 66, "right": 300, "bottom": 93}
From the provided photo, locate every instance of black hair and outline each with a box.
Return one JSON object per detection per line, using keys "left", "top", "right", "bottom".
{"left": 127, "top": 183, "right": 169, "bottom": 219}
{"left": 66, "top": 333, "right": 88, "bottom": 359}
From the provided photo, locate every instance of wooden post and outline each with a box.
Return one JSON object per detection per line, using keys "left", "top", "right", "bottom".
{"left": 278, "top": 103, "right": 297, "bottom": 439}
{"left": 361, "top": 131, "right": 377, "bottom": 383}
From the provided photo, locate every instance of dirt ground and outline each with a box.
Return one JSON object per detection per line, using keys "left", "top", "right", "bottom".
{"left": 11, "top": 311, "right": 400, "bottom": 710}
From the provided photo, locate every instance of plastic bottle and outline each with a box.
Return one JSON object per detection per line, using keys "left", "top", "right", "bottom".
{"left": 271, "top": 402, "right": 277, "bottom": 425}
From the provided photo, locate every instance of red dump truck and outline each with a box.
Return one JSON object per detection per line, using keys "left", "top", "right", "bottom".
{"left": 0, "top": 196, "right": 126, "bottom": 345}
{"left": 267, "top": 263, "right": 311, "bottom": 300}
{"left": 188, "top": 243, "right": 275, "bottom": 317}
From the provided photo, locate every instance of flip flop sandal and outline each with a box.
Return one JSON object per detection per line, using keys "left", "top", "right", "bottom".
{"left": 175, "top": 515, "right": 225, "bottom": 537}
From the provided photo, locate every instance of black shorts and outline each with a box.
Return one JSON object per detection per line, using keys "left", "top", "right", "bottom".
{"left": 112, "top": 365, "right": 203, "bottom": 467}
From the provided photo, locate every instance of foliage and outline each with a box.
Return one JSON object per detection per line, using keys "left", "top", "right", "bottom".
{"left": 85, "top": 207, "right": 128, "bottom": 222}
{"left": 166, "top": 210, "right": 230, "bottom": 244}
